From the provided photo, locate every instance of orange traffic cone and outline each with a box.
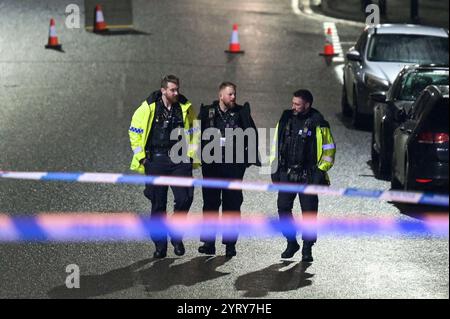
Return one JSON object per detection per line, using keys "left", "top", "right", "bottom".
{"left": 323, "top": 42, "right": 335, "bottom": 56}
{"left": 225, "top": 24, "right": 245, "bottom": 54}
{"left": 319, "top": 31, "right": 337, "bottom": 66}
{"left": 45, "top": 19, "right": 63, "bottom": 51}
{"left": 94, "top": 5, "right": 108, "bottom": 33}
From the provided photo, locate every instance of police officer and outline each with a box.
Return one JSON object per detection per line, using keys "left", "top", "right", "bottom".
{"left": 271, "top": 89, "right": 336, "bottom": 262}
{"left": 128, "top": 75, "right": 197, "bottom": 258}
{"left": 198, "top": 82, "right": 259, "bottom": 258}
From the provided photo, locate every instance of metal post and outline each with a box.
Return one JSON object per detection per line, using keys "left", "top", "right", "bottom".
{"left": 361, "top": 0, "right": 373, "bottom": 13}
{"left": 378, "top": 0, "right": 386, "bottom": 17}
{"left": 411, "top": 0, "right": 419, "bottom": 22}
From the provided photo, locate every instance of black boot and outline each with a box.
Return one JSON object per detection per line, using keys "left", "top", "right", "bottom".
{"left": 225, "top": 244, "right": 237, "bottom": 258}
{"left": 153, "top": 242, "right": 167, "bottom": 259}
{"left": 198, "top": 242, "right": 216, "bottom": 255}
{"left": 171, "top": 239, "right": 185, "bottom": 256}
{"left": 281, "top": 240, "right": 300, "bottom": 259}
{"left": 301, "top": 241, "right": 314, "bottom": 262}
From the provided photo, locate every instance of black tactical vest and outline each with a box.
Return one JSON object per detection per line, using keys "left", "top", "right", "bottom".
{"left": 201, "top": 103, "right": 243, "bottom": 162}
{"left": 147, "top": 100, "right": 184, "bottom": 153}
{"left": 279, "top": 111, "right": 319, "bottom": 170}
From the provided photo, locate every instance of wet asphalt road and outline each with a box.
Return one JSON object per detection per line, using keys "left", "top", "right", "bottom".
{"left": 0, "top": 0, "right": 448, "bottom": 299}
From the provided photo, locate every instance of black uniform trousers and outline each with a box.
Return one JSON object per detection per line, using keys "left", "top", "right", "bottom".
{"left": 144, "top": 154, "right": 194, "bottom": 250}
{"left": 277, "top": 171, "right": 318, "bottom": 243}
{"left": 201, "top": 162, "right": 246, "bottom": 246}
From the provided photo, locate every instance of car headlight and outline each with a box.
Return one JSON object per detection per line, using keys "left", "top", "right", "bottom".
{"left": 365, "top": 73, "right": 390, "bottom": 91}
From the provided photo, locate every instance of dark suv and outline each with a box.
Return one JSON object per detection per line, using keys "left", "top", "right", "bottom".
{"left": 391, "top": 85, "right": 449, "bottom": 191}
{"left": 371, "top": 65, "right": 449, "bottom": 179}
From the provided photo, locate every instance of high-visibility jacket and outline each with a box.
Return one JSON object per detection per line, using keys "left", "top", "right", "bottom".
{"left": 270, "top": 108, "right": 336, "bottom": 183}
{"left": 128, "top": 91, "right": 199, "bottom": 174}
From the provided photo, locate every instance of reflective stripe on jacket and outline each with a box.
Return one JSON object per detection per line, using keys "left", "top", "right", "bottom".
{"left": 128, "top": 95, "right": 198, "bottom": 174}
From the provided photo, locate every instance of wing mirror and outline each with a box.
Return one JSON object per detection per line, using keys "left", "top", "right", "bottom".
{"left": 346, "top": 50, "right": 361, "bottom": 62}
{"left": 370, "top": 91, "right": 387, "bottom": 103}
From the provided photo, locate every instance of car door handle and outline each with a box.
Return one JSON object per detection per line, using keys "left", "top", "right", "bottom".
{"left": 400, "top": 127, "right": 412, "bottom": 134}
{"left": 399, "top": 127, "right": 412, "bottom": 133}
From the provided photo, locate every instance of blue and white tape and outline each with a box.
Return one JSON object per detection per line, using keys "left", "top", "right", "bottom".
{"left": 0, "top": 214, "right": 447, "bottom": 242}
{"left": 0, "top": 170, "right": 448, "bottom": 207}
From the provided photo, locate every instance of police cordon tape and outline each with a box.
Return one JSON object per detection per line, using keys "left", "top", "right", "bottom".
{"left": 0, "top": 170, "right": 448, "bottom": 207}
{"left": 0, "top": 213, "right": 448, "bottom": 242}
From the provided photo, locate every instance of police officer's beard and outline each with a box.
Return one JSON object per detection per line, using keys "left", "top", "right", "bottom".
{"left": 293, "top": 108, "right": 309, "bottom": 116}
{"left": 167, "top": 95, "right": 178, "bottom": 105}
{"left": 226, "top": 101, "right": 235, "bottom": 109}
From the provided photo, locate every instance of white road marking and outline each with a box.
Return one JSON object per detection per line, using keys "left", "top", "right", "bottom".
{"left": 291, "top": 0, "right": 365, "bottom": 27}
{"left": 334, "top": 64, "right": 345, "bottom": 85}
{"left": 291, "top": 0, "right": 302, "bottom": 15}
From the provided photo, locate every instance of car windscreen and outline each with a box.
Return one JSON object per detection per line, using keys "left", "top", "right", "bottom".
{"left": 367, "top": 34, "right": 449, "bottom": 64}
{"left": 399, "top": 71, "right": 449, "bottom": 101}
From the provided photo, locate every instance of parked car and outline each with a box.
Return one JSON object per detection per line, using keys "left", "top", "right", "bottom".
{"left": 371, "top": 64, "right": 449, "bottom": 179}
{"left": 391, "top": 85, "right": 449, "bottom": 191}
{"left": 342, "top": 24, "right": 449, "bottom": 128}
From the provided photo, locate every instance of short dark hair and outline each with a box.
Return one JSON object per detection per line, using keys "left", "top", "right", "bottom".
{"left": 293, "top": 89, "right": 313, "bottom": 106}
{"left": 161, "top": 75, "right": 180, "bottom": 88}
{"left": 219, "top": 81, "right": 237, "bottom": 91}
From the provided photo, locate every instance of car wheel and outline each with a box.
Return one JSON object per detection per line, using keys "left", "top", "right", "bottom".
{"left": 341, "top": 84, "right": 352, "bottom": 117}
{"left": 403, "top": 157, "right": 416, "bottom": 191}
{"left": 352, "top": 88, "right": 365, "bottom": 129}
{"left": 390, "top": 157, "right": 402, "bottom": 190}
{"left": 377, "top": 130, "right": 391, "bottom": 180}
{"left": 390, "top": 172, "right": 402, "bottom": 190}
{"left": 371, "top": 130, "right": 380, "bottom": 173}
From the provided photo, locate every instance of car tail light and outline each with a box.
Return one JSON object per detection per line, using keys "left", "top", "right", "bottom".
{"left": 417, "top": 132, "right": 449, "bottom": 144}
{"left": 434, "top": 133, "right": 449, "bottom": 143}
{"left": 416, "top": 178, "right": 433, "bottom": 183}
